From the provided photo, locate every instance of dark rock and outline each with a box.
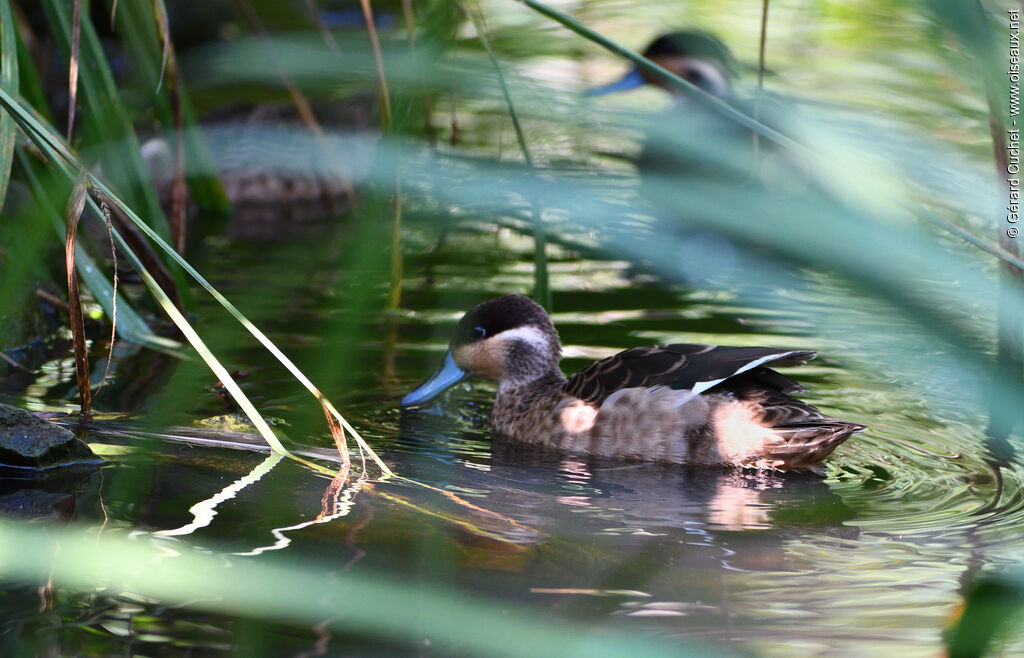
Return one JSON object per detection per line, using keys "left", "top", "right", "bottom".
{"left": 0, "top": 404, "right": 100, "bottom": 469}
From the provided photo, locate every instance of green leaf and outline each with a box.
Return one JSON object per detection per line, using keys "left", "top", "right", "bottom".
{"left": 0, "top": 0, "right": 19, "bottom": 213}
{"left": 0, "top": 521, "right": 694, "bottom": 658}
{"left": 15, "top": 147, "right": 176, "bottom": 351}
{"left": 40, "top": 0, "right": 192, "bottom": 307}
{"left": 106, "top": 0, "right": 230, "bottom": 213}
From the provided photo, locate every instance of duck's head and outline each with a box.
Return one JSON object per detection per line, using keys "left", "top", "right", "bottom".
{"left": 401, "top": 295, "right": 562, "bottom": 407}
{"left": 588, "top": 31, "right": 737, "bottom": 100}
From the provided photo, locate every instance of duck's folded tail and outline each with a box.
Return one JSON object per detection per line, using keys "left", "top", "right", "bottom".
{"left": 763, "top": 419, "right": 866, "bottom": 470}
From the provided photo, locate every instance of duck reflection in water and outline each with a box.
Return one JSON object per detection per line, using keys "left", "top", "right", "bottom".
{"left": 398, "top": 405, "right": 859, "bottom": 577}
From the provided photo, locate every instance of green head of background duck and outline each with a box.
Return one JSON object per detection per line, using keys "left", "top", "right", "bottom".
{"left": 402, "top": 295, "right": 865, "bottom": 472}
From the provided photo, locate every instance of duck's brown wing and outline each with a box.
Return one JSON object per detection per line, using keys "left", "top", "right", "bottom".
{"left": 564, "top": 343, "right": 816, "bottom": 406}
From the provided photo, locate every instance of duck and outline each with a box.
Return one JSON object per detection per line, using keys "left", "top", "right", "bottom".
{"left": 588, "top": 30, "right": 786, "bottom": 191}
{"left": 401, "top": 295, "right": 865, "bottom": 471}
{"left": 587, "top": 30, "right": 740, "bottom": 101}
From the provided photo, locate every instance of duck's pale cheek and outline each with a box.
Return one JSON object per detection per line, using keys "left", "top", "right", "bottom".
{"left": 454, "top": 342, "right": 505, "bottom": 380}
{"left": 560, "top": 400, "right": 598, "bottom": 434}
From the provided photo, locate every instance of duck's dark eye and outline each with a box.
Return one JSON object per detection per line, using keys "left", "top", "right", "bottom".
{"left": 472, "top": 326, "right": 487, "bottom": 339}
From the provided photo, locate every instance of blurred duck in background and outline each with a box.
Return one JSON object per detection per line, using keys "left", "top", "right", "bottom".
{"left": 587, "top": 31, "right": 740, "bottom": 102}
{"left": 588, "top": 30, "right": 812, "bottom": 221}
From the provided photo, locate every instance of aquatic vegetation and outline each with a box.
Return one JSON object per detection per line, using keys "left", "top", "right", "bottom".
{"left": 0, "top": 0, "right": 1022, "bottom": 654}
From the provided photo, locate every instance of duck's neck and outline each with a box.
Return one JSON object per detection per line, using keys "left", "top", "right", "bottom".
{"left": 492, "top": 370, "right": 568, "bottom": 441}
{"left": 496, "top": 369, "right": 567, "bottom": 397}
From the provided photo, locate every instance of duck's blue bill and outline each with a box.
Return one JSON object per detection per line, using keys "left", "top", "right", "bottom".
{"left": 401, "top": 352, "right": 469, "bottom": 407}
{"left": 583, "top": 68, "right": 646, "bottom": 96}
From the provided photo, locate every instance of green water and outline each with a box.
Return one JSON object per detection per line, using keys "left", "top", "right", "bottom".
{"left": 2, "top": 0, "right": 1023, "bottom": 654}
{"left": 2, "top": 219, "right": 1020, "bottom": 656}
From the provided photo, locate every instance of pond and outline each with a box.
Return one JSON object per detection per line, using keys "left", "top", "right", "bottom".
{"left": 2, "top": 213, "right": 1021, "bottom": 656}
{"left": 1, "top": 0, "right": 1022, "bottom": 655}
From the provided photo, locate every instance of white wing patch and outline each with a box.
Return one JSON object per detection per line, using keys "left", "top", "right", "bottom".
{"left": 690, "top": 350, "right": 803, "bottom": 395}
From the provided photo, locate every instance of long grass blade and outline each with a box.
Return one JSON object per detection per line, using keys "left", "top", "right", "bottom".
{"left": 41, "top": 0, "right": 178, "bottom": 248}
{"left": 95, "top": 170, "right": 392, "bottom": 473}
{"left": 105, "top": 199, "right": 184, "bottom": 310}
{"left": 386, "top": 187, "right": 404, "bottom": 312}
{"left": 923, "top": 0, "right": 1024, "bottom": 448}
{"left": 359, "top": 0, "right": 394, "bottom": 130}
{"left": 106, "top": 0, "right": 229, "bottom": 214}
{"left": 150, "top": 0, "right": 170, "bottom": 92}
{"left": 67, "top": 0, "right": 80, "bottom": 140}
{"left": 8, "top": 94, "right": 289, "bottom": 458}
{"left": 0, "top": 88, "right": 391, "bottom": 477}
{"left": 0, "top": 521, "right": 689, "bottom": 658}
{"left": 16, "top": 147, "right": 176, "bottom": 350}
{"left": 753, "top": 0, "right": 770, "bottom": 156}
{"left": 50, "top": 0, "right": 196, "bottom": 303}
{"left": 460, "top": 2, "right": 549, "bottom": 309}
{"left": 235, "top": 0, "right": 324, "bottom": 135}
{"left": 358, "top": 0, "right": 403, "bottom": 316}
{"left": 976, "top": 3, "right": 1024, "bottom": 446}
{"left": 0, "top": 0, "right": 18, "bottom": 213}
{"left": 922, "top": 208, "right": 1024, "bottom": 272}
{"left": 63, "top": 172, "right": 92, "bottom": 416}
{"left": 93, "top": 195, "right": 119, "bottom": 394}
{"left": 148, "top": 0, "right": 185, "bottom": 251}
{"left": 756, "top": 0, "right": 769, "bottom": 99}
{"left": 302, "top": 0, "right": 339, "bottom": 52}
{"left": 515, "top": 0, "right": 806, "bottom": 154}
{"left": 163, "top": 34, "right": 184, "bottom": 252}
{"left": 94, "top": 187, "right": 296, "bottom": 460}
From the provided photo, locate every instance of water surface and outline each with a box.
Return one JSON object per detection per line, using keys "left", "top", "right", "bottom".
{"left": 3, "top": 218, "right": 1020, "bottom": 656}
{"left": 2, "top": 0, "right": 1021, "bottom": 654}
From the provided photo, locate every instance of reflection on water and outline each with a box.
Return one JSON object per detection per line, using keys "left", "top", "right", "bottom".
{"left": 4, "top": 2, "right": 1024, "bottom": 653}
{"left": 3, "top": 215, "right": 1022, "bottom": 655}
{"left": 0, "top": 464, "right": 97, "bottom": 522}
{"left": 3, "top": 220, "right": 1023, "bottom": 654}
{"left": 11, "top": 399, "right": 1007, "bottom": 656}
